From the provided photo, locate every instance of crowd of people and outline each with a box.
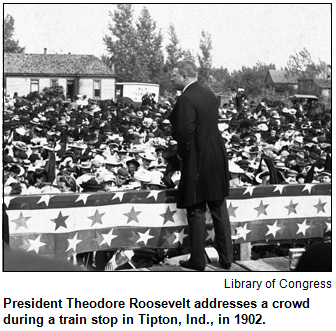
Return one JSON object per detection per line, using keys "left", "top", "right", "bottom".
{"left": 3, "top": 91, "right": 331, "bottom": 196}
{"left": 3, "top": 87, "right": 332, "bottom": 271}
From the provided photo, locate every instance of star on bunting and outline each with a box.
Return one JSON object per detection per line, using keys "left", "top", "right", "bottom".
{"left": 302, "top": 184, "right": 314, "bottom": 194}
{"left": 236, "top": 223, "right": 251, "bottom": 241}
{"left": 4, "top": 196, "right": 15, "bottom": 208}
{"left": 273, "top": 185, "right": 285, "bottom": 194}
{"left": 88, "top": 209, "right": 105, "bottom": 227}
{"left": 111, "top": 191, "right": 126, "bottom": 202}
{"left": 228, "top": 202, "right": 239, "bottom": 218}
{"left": 37, "top": 194, "right": 51, "bottom": 206}
{"left": 265, "top": 221, "right": 281, "bottom": 238}
{"left": 161, "top": 229, "right": 176, "bottom": 246}
{"left": 254, "top": 200, "right": 269, "bottom": 217}
{"left": 51, "top": 211, "right": 69, "bottom": 230}
{"left": 284, "top": 199, "right": 298, "bottom": 215}
{"left": 75, "top": 194, "right": 89, "bottom": 204}
{"left": 27, "top": 235, "right": 46, "bottom": 254}
{"left": 173, "top": 228, "right": 188, "bottom": 245}
{"left": 124, "top": 206, "right": 141, "bottom": 223}
{"left": 136, "top": 229, "right": 154, "bottom": 245}
{"left": 147, "top": 190, "right": 161, "bottom": 201}
{"left": 314, "top": 199, "right": 327, "bottom": 214}
{"left": 325, "top": 221, "right": 331, "bottom": 232}
{"left": 160, "top": 206, "right": 177, "bottom": 224}
{"left": 206, "top": 228, "right": 215, "bottom": 242}
{"left": 11, "top": 212, "right": 30, "bottom": 231}
{"left": 66, "top": 233, "right": 82, "bottom": 252}
{"left": 243, "top": 185, "right": 256, "bottom": 196}
{"left": 296, "top": 219, "right": 311, "bottom": 236}
{"left": 100, "top": 229, "right": 118, "bottom": 246}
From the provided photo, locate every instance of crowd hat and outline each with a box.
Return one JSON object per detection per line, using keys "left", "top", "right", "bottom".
{"left": 125, "top": 157, "right": 140, "bottom": 168}
{"left": 78, "top": 161, "right": 92, "bottom": 169}
{"left": 286, "top": 169, "right": 299, "bottom": 178}
{"left": 80, "top": 178, "right": 104, "bottom": 191}
{"left": 255, "top": 171, "right": 270, "bottom": 184}
{"left": 30, "top": 117, "right": 40, "bottom": 125}
{"left": 139, "top": 151, "right": 157, "bottom": 161}
{"left": 134, "top": 168, "right": 152, "bottom": 183}
{"left": 105, "top": 156, "right": 123, "bottom": 166}
{"left": 148, "top": 171, "right": 166, "bottom": 188}
{"left": 162, "top": 143, "right": 179, "bottom": 170}
{"left": 229, "top": 161, "right": 245, "bottom": 174}
{"left": 12, "top": 141, "right": 28, "bottom": 151}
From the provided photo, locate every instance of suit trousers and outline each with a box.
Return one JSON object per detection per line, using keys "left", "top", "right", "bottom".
{"left": 186, "top": 198, "right": 233, "bottom": 269}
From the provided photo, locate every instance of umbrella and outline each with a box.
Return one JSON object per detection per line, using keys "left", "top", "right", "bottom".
{"left": 117, "top": 96, "right": 134, "bottom": 105}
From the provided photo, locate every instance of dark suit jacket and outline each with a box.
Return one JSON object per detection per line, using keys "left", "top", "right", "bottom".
{"left": 169, "top": 82, "right": 230, "bottom": 208}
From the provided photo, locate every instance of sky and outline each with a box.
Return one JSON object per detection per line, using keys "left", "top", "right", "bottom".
{"left": 4, "top": 3, "right": 331, "bottom": 73}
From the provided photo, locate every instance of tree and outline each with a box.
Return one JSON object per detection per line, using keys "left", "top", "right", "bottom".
{"left": 4, "top": 14, "right": 25, "bottom": 53}
{"left": 134, "top": 7, "right": 164, "bottom": 83}
{"left": 103, "top": 4, "right": 138, "bottom": 81}
{"left": 285, "top": 48, "right": 328, "bottom": 80}
{"left": 197, "top": 30, "right": 213, "bottom": 90}
{"left": 165, "top": 24, "right": 185, "bottom": 72}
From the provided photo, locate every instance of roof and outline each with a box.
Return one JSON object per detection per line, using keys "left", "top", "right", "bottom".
{"left": 290, "top": 94, "right": 318, "bottom": 100}
{"left": 314, "top": 78, "right": 331, "bottom": 89}
{"left": 267, "top": 70, "right": 297, "bottom": 84}
{"left": 4, "top": 53, "right": 115, "bottom": 76}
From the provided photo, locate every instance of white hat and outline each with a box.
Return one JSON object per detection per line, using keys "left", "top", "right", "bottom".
{"left": 139, "top": 152, "right": 157, "bottom": 161}
{"left": 229, "top": 161, "right": 245, "bottom": 174}
{"left": 134, "top": 169, "right": 152, "bottom": 183}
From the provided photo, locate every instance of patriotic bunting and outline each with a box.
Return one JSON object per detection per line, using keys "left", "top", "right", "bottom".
{"left": 6, "top": 184, "right": 331, "bottom": 258}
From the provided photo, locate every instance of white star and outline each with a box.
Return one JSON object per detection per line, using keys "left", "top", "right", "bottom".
{"left": 100, "top": 229, "right": 118, "bottom": 246}
{"left": 302, "top": 184, "right": 314, "bottom": 194}
{"left": 147, "top": 190, "right": 161, "bottom": 201}
{"left": 325, "top": 221, "right": 331, "bottom": 232}
{"left": 75, "top": 194, "right": 90, "bottom": 204}
{"left": 236, "top": 223, "right": 251, "bottom": 241}
{"left": 206, "top": 228, "right": 215, "bottom": 241}
{"left": 136, "top": 229, "right": 154, "bottom": 245}
{"left": 273, "top": 185, "right": 285, "bottom": 194}
{"left": 265, "top": 221, "right": 281, "bottom": 238}
{"left": 27, "top": 235, "right": 46, "bottom": 254}
{"left": 4, "top": 196, "right": 16, "bottom": 208}
{"left": 296, "top": 219, "right": 311, "bottom": 236}
{"left": 37, "top": 194, "right": 51, "bottom": 206}
{"left": 173, "top": 228, "right": 188, "bottom": 245}
{"left": 66, "top": 232, "right": 82, "bottom": 252}
{"left": 111, "top": 191, "right": 126, "bottom": 202}
{"left": 243, "top": 186, "right": 256, "bottom": 196}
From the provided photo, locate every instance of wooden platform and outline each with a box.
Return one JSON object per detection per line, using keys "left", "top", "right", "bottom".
{"left": 115, "top": 255, "right": 290, "bottom": 272}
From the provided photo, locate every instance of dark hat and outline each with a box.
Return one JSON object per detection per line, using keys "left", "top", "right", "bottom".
{"left": 80, "top": 178, "right": 104, "bottom": 191}
{"left": 162, "top": 143, "right": 179, "bottom": 170}
{"left": 29, "top": 154, "right": 40, "bottom": 163}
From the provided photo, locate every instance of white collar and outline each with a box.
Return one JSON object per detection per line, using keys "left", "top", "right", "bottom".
{"left": 182, "top": 81, "right": 197, "bottom": 93}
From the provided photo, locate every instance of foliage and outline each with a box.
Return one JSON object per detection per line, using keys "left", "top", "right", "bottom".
{"left": 103, "top": 4, "right": 138, "bottom": 82}
{"left": 285, "top": 48, "right": 329, "bottom": 80}
{"left": 197, "top": 30, "right": 213, "bottom": 90}
{"left": 4, "top": 14, "right": 25, "bottom": 53}
{"left": 41, "top": 84, "right": 65, "bottom": 101}
{"left": 134, "top": 7, "right": 165, "bottom": 83}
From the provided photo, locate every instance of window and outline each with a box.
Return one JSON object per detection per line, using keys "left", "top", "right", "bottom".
{"left": 93, "top": 80, "right": 101, "bottom": 98}
{"left": 31, "top": 79, "right": 39, "bottom": 92}
{"left": 50, "top": 79, "right": 58, "bottom": 87}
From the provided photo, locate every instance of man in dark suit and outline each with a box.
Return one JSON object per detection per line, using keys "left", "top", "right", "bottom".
{"left": 169, "top": 60, "right": 233, "bottom": 271}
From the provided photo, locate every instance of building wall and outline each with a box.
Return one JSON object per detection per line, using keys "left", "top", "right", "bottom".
{"left": 5, "top": 77, "right": 29, "bottom": 97}
{"left": 79, "top": 77, "right": 116, "bottom": 100}
{"left": 6, "top": 76, "right": 116, "bottom": 100}
{"left": 5, "top": 76, "right": 71, "bottom": 98}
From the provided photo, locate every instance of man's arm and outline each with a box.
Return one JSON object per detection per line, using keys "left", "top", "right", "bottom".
{"left": 176, "top": 97, "right": 196, "bottom": 159}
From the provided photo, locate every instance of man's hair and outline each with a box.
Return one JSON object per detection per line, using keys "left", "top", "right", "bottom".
{"left": 175, "top": 60, "right": 198, "bottom": 78}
